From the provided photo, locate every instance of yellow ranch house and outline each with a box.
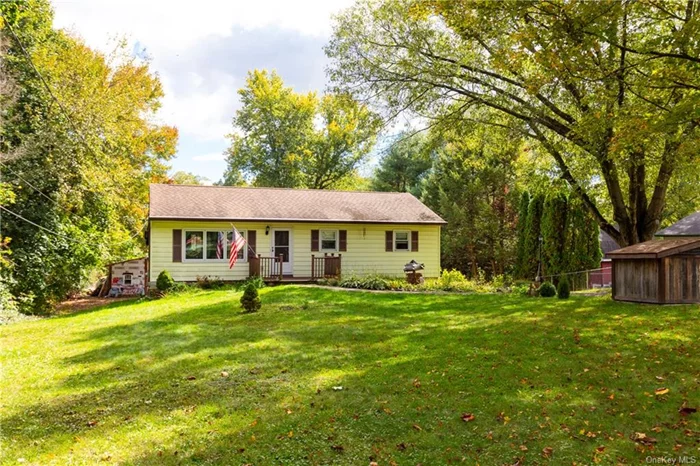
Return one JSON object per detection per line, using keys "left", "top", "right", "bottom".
{"left": 148, "top": 184, "right": 445, "bottom": 284}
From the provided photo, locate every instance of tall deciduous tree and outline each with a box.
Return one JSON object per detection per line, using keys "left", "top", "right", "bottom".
{"left": 371, "top": 132, "right": 432, "bottom": 196}
{"left": 1, "top": 0, "right": 177, "bottom": 311}
{"left": 225, "top": 70, "right": 380, "bottom": 189}
{"left": 327, "top": 0, "right": 700, "bottom": 246}
{"left": 170, "top": 171, "right": 209, "bottom": 186}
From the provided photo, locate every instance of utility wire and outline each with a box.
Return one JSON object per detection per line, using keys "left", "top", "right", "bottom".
{"left": 0, "top": 204, "right": 83, "bottom": 244}
{"left": 0, "top": 15, "right": 123, "bottom": 195}
{"left": 0, "top": 160, "right": 148, "bottom": 245}
{"left": 0, "top": 17, "right": 149, "bottom": 247}
{"left": 0, "top": 160, "right": 62, "bottom": 208}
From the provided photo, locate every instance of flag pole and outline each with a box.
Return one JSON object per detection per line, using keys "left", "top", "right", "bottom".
{"left": 230, "top": 223, "right": 257, "bottom": 256}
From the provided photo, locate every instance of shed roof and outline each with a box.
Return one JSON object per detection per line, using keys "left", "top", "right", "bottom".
{"left": 655, "top": 211, "right": 700, "bottom": 236}
{"left": 607, "top": 238, "right": 700, "bottom": 259}
{"left": 149, "top": 184, "right": 446, "bottom": 224}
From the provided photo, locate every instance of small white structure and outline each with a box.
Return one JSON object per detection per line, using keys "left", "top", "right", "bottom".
{"left": 105, "top": 257, "right": 147, "bottom": 297}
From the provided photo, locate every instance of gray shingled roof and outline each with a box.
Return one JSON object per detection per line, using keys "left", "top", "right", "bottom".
{"left": 656, "top": 211, "right": 700, "bottom": 236}
{"left": 149, "top": 184, "right": 446, "bottom": 224}
{"left": 599, "top": 230, "right": 620, "bottom": 257}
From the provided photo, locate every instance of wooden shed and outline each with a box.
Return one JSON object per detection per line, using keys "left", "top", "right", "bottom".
{"left": 99, "top": 257, "right": 148, "bottom": 297}
{"left": 607, "top": 238, "right": 700, "bottom": 304}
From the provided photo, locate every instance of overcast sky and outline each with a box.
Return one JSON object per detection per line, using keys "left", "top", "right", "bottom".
{"left": 52, "top": 0, "right": 354, "bottom": 183}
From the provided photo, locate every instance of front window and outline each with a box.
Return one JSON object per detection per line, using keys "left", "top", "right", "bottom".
{"left": 206, "top": 231, "right": 228, "bottom": 260}
{"left": 320, "top": 230, "right": 337, "bottom": 251}
{"left": 228, "top": 230, "right": 246, "bottom": 260}
{"left": 123, "top": 273, "right": 132, "bottom": 285}
{"left": 185, "top": 231, "right": 204, "bottom": 259}
{"left": 394, "top": 231, "right": 410, "bottom": 251}
{"left": 187, "top": 230, "right": 246, "bottom": 261}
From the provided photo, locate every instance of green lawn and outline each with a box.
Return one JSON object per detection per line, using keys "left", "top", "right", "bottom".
{"left": 1, "top": 286, "right": 698, "bottom": 465}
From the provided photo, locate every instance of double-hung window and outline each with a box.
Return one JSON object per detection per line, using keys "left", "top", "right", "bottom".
{"left": 185, "top": 230, "right": 246, "bottom": 261}
{"left": 394, "top": 231, "right": 410, "bottom": 251}
{"left": 320, "top": 230, "right": 338, "bottom": 251}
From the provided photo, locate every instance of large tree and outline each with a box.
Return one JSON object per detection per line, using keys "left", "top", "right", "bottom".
{"left": 327, "top": 0, "right": 700, "bottom": 246}
{"left": 225, "top": 70, "right": 380, "bottom": 189}
{"left": 423, "top": 117, "right": 521, "bottom": 277}
{"left": 1, "top": 0, "right": 177, "bottom": 311}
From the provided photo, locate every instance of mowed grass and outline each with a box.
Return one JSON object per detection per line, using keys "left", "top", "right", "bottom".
{"left": 1, "top": 286, "right": 698, "bottom": 465}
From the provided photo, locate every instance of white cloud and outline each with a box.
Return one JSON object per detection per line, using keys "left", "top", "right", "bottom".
{"left": 51, "top": 0, "right": 352, "bottom": 179}
{"left": 192, "top": 152, "right": 227, "bottom": 162}
{"left": 157, "top": 72, "right": 238, "bottom": 141}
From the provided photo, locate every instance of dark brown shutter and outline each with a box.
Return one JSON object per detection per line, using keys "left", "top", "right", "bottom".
{"left": 411, "top": 231, "right": 419, "bottom": 252}
{"left": 339, "top": 230, "right": 347, "bottom": 251}
{"left": 172, "top": 229, "right": 182, "bottom": 262}
{"left": 248, "top": 230, "right": 257, "bottom": 256}
{"left": 385, "top": 231, "right": 393, "bottom": 252}
{"left": 311, "top": 230, "right": 319, "bottom": 251}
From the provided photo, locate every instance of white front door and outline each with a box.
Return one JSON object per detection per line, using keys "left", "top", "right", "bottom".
{"left": 271, "top": 229, "right": 293, "bottom": 275}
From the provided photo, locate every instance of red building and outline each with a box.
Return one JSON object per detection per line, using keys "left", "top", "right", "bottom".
{"left": 589, "top": 230, "right": 619, "bottom": 287}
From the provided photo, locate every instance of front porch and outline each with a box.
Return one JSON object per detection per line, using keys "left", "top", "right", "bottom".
{"left": 248, "top": 253, "right": 342, "bottom": 283}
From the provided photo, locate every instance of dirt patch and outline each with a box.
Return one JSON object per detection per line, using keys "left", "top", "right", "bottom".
{"left": 56, "top": 296, "right": 137, "bottom": 315}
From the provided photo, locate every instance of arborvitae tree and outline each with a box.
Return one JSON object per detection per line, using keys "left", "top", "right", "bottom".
{"left": 566, "top": 197, "right": 603, "bottom": 289}
{"left": 541, "top": 191, "right": 568, "bottom": 282}
{"left": 522, "top": 193, "right": 545, "bottom": 280}
{"left": 514, "top": 191, "right": 530, "bottom": 278}
{"left": 240, "top": 283, "right": 262, "bottom": 313}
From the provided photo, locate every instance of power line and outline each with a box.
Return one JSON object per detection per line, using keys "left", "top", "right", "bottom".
{"left": 0, "top": 160, "right": 149, "bottom": 245}
{"left": 0, "top": 204, "right": 83, "bottom": 244}
{"left": 0, "top": 15, "right": 123, "bottom": 196}
{"left": 0, "top": 160, "right": 62, "bottom": 208}
{"left": 0, "top": 16, "right": 149, "bottom": 248}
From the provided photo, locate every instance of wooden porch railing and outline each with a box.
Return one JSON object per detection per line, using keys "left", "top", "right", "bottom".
{"left": 311, "top": 253, "right": 342, "bottom": 280}
{"left": 249, "top": 254, "right": 283, "bottom": 281}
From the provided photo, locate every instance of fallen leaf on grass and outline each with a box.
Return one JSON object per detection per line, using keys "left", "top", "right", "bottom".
{"left": 496, "top": 412, "right": 510, "bottom": 424}
{"left": 412, "top": 378, "right": 421, "bottom": 388}
{"left": 461, "top": 413, "right": 475, "bottom": 422}
{"left": 331, "top": 445, "right": 344, "bottom": 452}
{"left": 654, "top": 387, "right": 669, "bottom": 396}
{"left": 630, "top": 432, "right": 657, "bottom": 445}
{"left": 542, "top": 447, "right": 553, "bottom": 458}
{"left": 519, "top": 445, "right": 528, "bottom": 451}
{"left": 396, "top": 442, "right": 407, "bottom": 451}
{"left": 86, "top": 420, "right": 98, "bottom": 427}
{"left": 412, "top": 424, "right": 422, "bottom": 431}
{"left": 220, "top": 371, "right": 229, "bottom": 378}
{"left": 679, "top": 403, "right": 697, "bottom": 416}
{"left": 595, "top": 446, "right": 606, "bottom": 453}
{"left": 186, "top": 376, "right": 196, "bottom": 381}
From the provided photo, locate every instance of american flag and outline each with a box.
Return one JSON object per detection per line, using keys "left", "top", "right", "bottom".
{"left": 229, "top": 227, "right": 246, "bottom": 268}
{"left": 216, "top": 232, "right": 225, "bottom": 259}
